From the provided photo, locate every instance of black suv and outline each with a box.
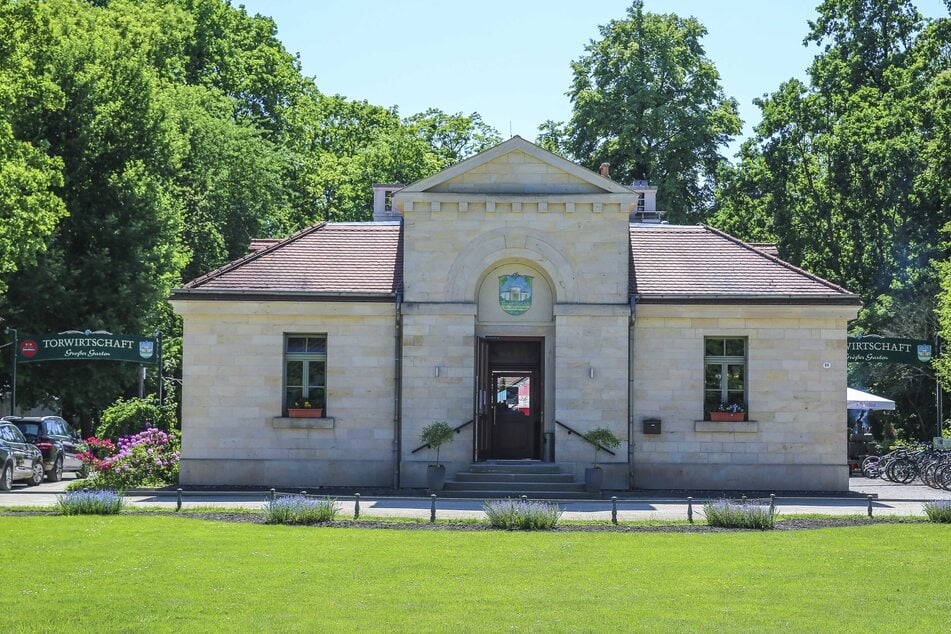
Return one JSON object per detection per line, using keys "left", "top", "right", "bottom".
{"left": 2, "top": 416, "right": 87, "bottom": 481}
{"left": 0, "top": 422, "right": 45, "bottom": 489}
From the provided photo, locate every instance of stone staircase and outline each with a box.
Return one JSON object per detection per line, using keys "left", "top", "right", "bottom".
{"left": 442, "top": 461, "right": 591, "bottom": 499}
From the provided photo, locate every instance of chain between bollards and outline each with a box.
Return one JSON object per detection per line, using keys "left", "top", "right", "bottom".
{"left": 176, "top": 488, "right": 182, "bottom": 512}
{"left": 430, "top": 494, "right": 437, "bottom": 523}
{"left": 687, "top": 496, "right": 693, "bottom": 523}
{"left": 867, "top": 494, "right": 874, "bottom": 517}
{"left": 611, "top": 496, "right": 618, "bottom": 525}
{"left": 354, "top": 493, "right": 360, "bottom": 520}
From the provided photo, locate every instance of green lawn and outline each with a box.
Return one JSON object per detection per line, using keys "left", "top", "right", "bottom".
{"left": 0, "top": 517, "right": 948, "bottom": 632}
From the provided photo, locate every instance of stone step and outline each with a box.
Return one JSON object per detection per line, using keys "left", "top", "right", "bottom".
{"left": 454, "top": 472, "right": 576, "bottom": 483}
{"left": 467, "top": 463, "right": 562, "bottom": 474}
{"left": 436, "top": 490, "right": 595, "bottom": 500}
{"left": 444, "top": 480, "right": 587, "bottom": 493}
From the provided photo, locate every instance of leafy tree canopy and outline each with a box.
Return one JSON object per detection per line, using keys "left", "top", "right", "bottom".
{"left": 540, "top": 0, "right": 741, "bottom": 222}
{"left": 712, "top": 0, "right": 951, "bottom": 441}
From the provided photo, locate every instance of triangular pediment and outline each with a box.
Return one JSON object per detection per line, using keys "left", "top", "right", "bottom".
{"left": 400, "top": 136, "right": 633, "bottom": 196}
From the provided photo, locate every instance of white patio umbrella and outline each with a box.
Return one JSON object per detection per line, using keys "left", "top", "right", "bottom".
{"left": 847, "top": 387, "right": 896, "bottom": 410}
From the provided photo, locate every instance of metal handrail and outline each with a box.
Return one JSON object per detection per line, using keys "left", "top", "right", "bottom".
{"left": 554, "top": 420, "right": 617, "bottom": 456}
{"left": 410, "top": 419, "right": 474, "bottom": 454}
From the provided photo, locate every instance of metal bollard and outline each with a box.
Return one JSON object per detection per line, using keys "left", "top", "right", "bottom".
{"left": 301, "top": 490, "right": 307, "bottom": 497}
{"left": 176, "top": 487, "right": 183, "bottom": 512}
{"left": 430, "top": 494, "right": 437, "bottom": 523}
{"left": 611, "top": 496, "right": 618, "bottom": 525}
{"left": 867, "top": 494, "right": 873, "bottom": 518}
{"left": 354, "top": 493, "right": 360, "bottom": 520}
{"left": 269, "top": 488, "right": 275, "bottom": 503}
{"left": 769, "top": 494, "right": 776, "bottom": 514}
{"left": 687, "top": 497, "right": 693, "bottom": 523}
{"left": 742, "top": 495, "right": 747, "bottom": 502}
{"left": 521, "top": 495, "right": 528, "bottom": 502}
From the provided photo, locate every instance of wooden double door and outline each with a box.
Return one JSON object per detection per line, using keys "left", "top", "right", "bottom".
{"left": 475, "top": 337, "right": 543, "bottom": 460}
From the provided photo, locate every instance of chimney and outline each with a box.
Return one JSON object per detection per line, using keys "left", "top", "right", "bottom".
{"left": 372, "top": 184, "right": 405, "bottom": 222}
{"left": 599, "top": 162, "right": 611, "bottom": 178}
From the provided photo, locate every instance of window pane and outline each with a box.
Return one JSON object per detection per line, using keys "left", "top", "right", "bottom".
{"left": 704, "top": 364, "right": 722, "bottom": 390}
{"left": 286, "top": 360, "right": 303, "bottom": 387}
{"left": 307, "top": 361, "right": 326, "bottom": 388}
{"left": 305, "top": 388, "right": 325, "bottom": 408}
{"left": 727, "top": 364, "right": 744, "bottom": 390}
{"left": 704, "top": 392, "right": 722, "bottom": 413}
{"left": 725, "top": 392, "right": 745, "bottom": 408}
{"left": 286, "top": 337, "right": 307, "bottom": 353}
{"left": 705, "top": 339, "right": 724, "bottom": 356}
{"left": 286, "top": 387, "right": 303, "bottom": 407}
{"left": 306, "top": 337, "right": 326, "bottom": 354}
{"left": 10, "top": 426, "right": 26, "bottom": 442}
{"left": 725, "top": 339, "right": 745, "bottom": 356}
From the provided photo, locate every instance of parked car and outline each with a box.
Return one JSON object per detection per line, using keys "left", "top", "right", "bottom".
{"left": 0, "top": 422, "right": 45, "bottom": 489}
{"left": 1, "top": 416, "right": 87, "bottom": 481}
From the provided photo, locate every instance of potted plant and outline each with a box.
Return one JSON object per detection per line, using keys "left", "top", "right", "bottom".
{"left": 582, "top": 427, "right": 621, "bottom": 493}
{"left": 287, "top": 397, "right": 323, "bottom": 418}
{"left": 420, "top": 421, "right": 454, "bottom": 491}
{"left": 710, "top": 402, "right": 745, "bottom": 422}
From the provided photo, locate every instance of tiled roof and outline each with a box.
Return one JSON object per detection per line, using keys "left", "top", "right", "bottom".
{"left": 175, "top": 221, "right": 856, "bottom": 304}
{"left": 178, "top": 222, "right": 402, "bottom": 297}
{"left": 629, "top": 225, "right": 859, "bottom": 303}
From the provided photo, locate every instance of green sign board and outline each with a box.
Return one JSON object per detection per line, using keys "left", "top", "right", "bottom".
{"left": 16, "top": 332, "right": 159, "bottom": 365}
{"left": 847, "top": 336, "right": 933, "bottom": 365}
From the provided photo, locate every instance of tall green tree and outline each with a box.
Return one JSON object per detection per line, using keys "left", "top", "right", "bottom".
{"left": 0, "top": 0, "right": 67, "bottom": 293}
{"left": 541, "top": 0, "right": 741, "bottom": 221}
{"left": 714, "top": 0, "right": 951, "bottom": 441}
{"left": 0, "top": 0, "right": 501, "bottom": 431}
{"left": 0, "top": 0, "right": 188, "bottom": 431}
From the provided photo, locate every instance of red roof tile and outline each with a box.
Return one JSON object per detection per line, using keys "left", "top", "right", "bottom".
{"left": 629, "top": 224, "right": 859, "bottom": 303}
{"left": 175, "top": 221, "right": 856, "bottom": 305}
{"left": 180, "top": 222, "right": 402, "bottom": 296}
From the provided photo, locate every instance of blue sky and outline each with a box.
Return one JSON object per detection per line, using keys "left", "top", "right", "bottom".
{"left": 240, "top": 0, "right": 949, "bottom": 158}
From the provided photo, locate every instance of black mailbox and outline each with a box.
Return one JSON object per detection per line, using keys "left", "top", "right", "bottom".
{"left": 643, "top": 418, "right": 661, "bottom": 434}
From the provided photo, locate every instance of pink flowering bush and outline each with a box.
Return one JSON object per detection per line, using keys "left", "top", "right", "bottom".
{"left": 78, "top": 437, "right": 115, "bottom": 461}
{"left": 76, "top": 428, "right": 180, "bottom": 489}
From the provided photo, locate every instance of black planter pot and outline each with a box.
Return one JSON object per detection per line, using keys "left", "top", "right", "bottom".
{"left": 584, "top": 466, "right": 603, "bottom": 493}
{"left": 427, "top": 464, "right": 446, "bottom": 491}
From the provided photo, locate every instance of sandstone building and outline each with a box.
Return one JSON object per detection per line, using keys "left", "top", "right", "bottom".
{"left": 170, "top": 137, "right": 860, "bottom": 492}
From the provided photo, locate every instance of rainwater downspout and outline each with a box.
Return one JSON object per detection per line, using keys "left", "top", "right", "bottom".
{"left": 393, "top": 291, "right": 403, "bottom": 489}
{"left": 628, "top": 295, "right": 637, "bottom": 490}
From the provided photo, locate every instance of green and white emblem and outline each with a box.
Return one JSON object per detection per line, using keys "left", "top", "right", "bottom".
{"left": 499, "top": 273, "right": 533, "bottom": 315}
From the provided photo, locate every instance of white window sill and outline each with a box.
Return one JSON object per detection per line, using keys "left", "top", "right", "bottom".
{"left": 694, "top": 420, "right": 759, "bottom": 433}
{"left": 271, "top": 416, "right": 335, "bottom": 430}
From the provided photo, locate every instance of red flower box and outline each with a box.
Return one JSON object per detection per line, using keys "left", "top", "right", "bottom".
{"left": 709, "top": 411, "right": 745, "bottom": 422}
{"left": 287, "top": 408, "right": 323, "bottom": 418}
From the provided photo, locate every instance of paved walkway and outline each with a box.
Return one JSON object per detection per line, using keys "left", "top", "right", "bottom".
{"left": 1, "top": 475, "right": 946, "bottom": 521}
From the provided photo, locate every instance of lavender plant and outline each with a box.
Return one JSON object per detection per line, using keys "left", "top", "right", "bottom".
{"left": 923, "top": 500, "right": 951, "bottom": 523}
{"left": 483, "top": 498, "right": 563, "bottom": 530}
{"left": 703, "top": 498, "right": 776, "bottom": 530}
{"left": 263, "top": 495, "right": 339, "bottom": 524}
{"left": 56, "top": 490, "right": 124, "bottom": 515}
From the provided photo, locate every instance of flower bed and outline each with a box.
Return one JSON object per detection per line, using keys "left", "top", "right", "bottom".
{"left": 75, "top": 428, "right": 180, "bottom": 489}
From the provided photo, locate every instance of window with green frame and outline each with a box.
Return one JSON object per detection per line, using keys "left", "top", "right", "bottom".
{"left": 284, "top": 335, "right": 327, "bottom": 414}
{"left": 703, "top": 337, "right": 746, "bottom": 419}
